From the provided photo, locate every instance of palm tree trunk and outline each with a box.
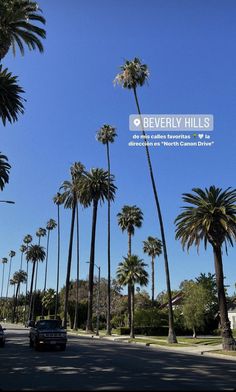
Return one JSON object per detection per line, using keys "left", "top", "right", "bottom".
{"left": 63, "top": 201, "right": 76, "bottom": 328}
{"left": 130, "top": 285, "right": 135, "bottom": 339}
{"left": 133, "top": 87, "right": 177, "bottom": 343}
{"left": 151, "top": 256, "right": 155, "bottom": 304}
{"left": 1, "top": 263, "right": 5, "bottom": 298}
{"left": 106, "top": 142, "right": 112, "bottom": 335}
{"left": 28, "top": 262, "right": 36, "bottom": 320}
{"left": 128, "top": 231, "right": 132, "bottom": 329}
{"left": 73, "top": 203, "right": 79, "bottom": 330}
{"left": 12, "top": 283, "right": 20, "bottom": 323}
{"left": 18, "top": 251, "right": 24, "bottom": 297}
{"left": 55, "top": 203, "right": 61, "bottom": 319}
{"left": 213, "top": 246, "right": 235, "bottom": 350}
{"left": 32, "top": 237, "right": 41, "bottom": 321}
{"left": 86, "top": 199, "right": 98, "bottom": 332}
{"left": 44, "top": 230, "right": 50, "bottom": 292}
{"left": 6, "top": 257, "right": 12, "bottom": 298}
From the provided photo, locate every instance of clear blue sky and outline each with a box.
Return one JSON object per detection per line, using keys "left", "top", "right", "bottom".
{"left": 1, "top": 0, "right": 236, "bottom": 298}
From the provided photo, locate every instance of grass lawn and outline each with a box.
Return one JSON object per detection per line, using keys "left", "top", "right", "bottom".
{"left": 127, "top": 338, "right": 190, "bottom": 347}
{"left": 210, "top": 350, "right": 236, "bottom": 357}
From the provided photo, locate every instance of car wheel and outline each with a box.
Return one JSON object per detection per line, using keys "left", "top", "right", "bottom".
{"left": 29, "top": 338, "right": 34, "bottom": 348}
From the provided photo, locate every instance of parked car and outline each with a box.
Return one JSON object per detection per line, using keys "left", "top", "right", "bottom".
{"left": 0, "top": 325, "right": 6, "bottom": 347}
{"left": 29, "top": 319, "right": 67, "bottom": 351}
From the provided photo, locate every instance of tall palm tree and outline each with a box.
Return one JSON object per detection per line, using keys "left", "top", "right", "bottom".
{"left": 0, "top": 0, "right": 46, "bottom": 60}
{"left": 117, "top": 205, "right": 143, "bottom": 328}
{"left": 43, "top": 219, "right": 57, "bottom": 292}
{"left": 143, "top": 236, "right": 162, "bottom": 303}
{"left": 53, "top": 192, "right": 64, "bottom": 318}
{"left": 1, "top": 258, "right": 8, "bottom": 298}
{"left": 32, "top": 227, "right": 46, "bottom": 316}
{"left": 117, "top": 255, "right": 148, "bottom": 338}
{"left": 0, "top": 66, "right": 25, "bottom": 126}
{"left": 114, "top": 58, "right": 177, "bottom": 343}
{"left": 6, "top": 250, "right": 16, "bottom": 298}
{"left": 12, "top": 269, "right": 27, "bottom": 322}
{"left": 26, "top": 244, "right": 46, "bottom": 321}
{"left": 60, "top": 162, "right": 85, "bottom": 328}
{"left": 175, "top": 186, "right": 236, "bottom": 351}
{"left": 79, "top": 168, "right": 116, "bottom": 332}
{"left": 0, "top": 153, "right": 11, "bottom": 189}
{"left": 96, "top": 124, "right": 117, "bottom": 335}
{"left": 23, "top": 234, "right": 32, "bottom": 321}
{"left": 19, "top": 244, "right": 27, "bottom": 269}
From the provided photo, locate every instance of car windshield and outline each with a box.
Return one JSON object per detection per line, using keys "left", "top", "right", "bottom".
{"left": 36, "top": 320, "right": 62, "bottom": 330}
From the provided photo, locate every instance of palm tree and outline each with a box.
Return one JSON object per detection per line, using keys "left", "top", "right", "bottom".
{"left": 60, "top": 162, "right": 85, "bottom": 329}
{"left": 1, "top": 258, "right": 8, "bottom": 298}
{"left": 26, "top": 244, "right": 46, "bottom": 320}
{"left": 12, "top": 270, "right": 27, "bottom": 322}
{"left": 117, "top": 255, "right": 148, "bottom": 338}
{"left": 19, "top": 244, "right": 27, "bottom": 269}
{"left": 0, "top": 66, "right": 25, "bottom": 126}
{"left": 175, "top": 186, "right": 236, "bottom": 351}
{"left": 96, "top": 124, "right": 117, "bottom": 334}
{"left": 79, "top": 168, "right": 116, "bottom": 332}
{"left": 53, "top": 192, "right": 64, "bottom": 318}
{"left": 32, "top": 228, "right": 46, "bottom": 317}
{"left": 143, "top": 236, "right": 162, "bottom": 303}
{"left": 43, "top": 219, "right": 57, "bottom": 293}
{"left": 23, "top": 234, "right": 32, "bottom": 321}
{"left": 114, "top": 58, "right": 177, "bottom": 343}
{"left": 0, "top": 153, "right": 11, "bottom": 189}
{"left": 117, "top": 205, "right": 143, "bottom": 328}
{"left": 42, "top": 288, "right": 56, "bottom": 317}
{"left": 0, "top": 0, "right": 46, "bottom": 60}
{"left": 6, "top": 250, "right": 16, "bottom": 298}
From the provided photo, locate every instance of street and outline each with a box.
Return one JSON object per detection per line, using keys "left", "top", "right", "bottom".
{"left": 0, "top": 324, "right": 236, "bottom": 391}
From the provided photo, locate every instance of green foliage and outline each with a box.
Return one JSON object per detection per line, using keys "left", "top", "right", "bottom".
{"left": 114, "top": 57, "right": 149, "bottom": 90}
{"left": 134, "top": 308, "right": 168, "bottom": 328}
{"left": 0, "top": 66, "right": 24, "bottom": 126}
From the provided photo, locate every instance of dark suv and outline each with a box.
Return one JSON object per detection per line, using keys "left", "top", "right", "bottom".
{"left": 29, "top": 319, "right": 67, "bottom": 351}
{"left": 0, "top": 324, "right": 6, "bottom": 347}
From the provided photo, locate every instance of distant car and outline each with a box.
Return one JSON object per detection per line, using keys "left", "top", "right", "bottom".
{"left": 29, "top": 319, "right": 67, "bottom": 351}
{"left": 0, "top": 325, "right": 6, "bottom": 347}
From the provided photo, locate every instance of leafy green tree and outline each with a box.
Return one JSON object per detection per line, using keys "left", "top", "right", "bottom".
{"left": 79, "top": 168, "right": 116, "bottom": 332}
{"left": 26, "top": 244, "right": 46, "bottom": 320}
{"left": 117, "top": 254, "right": 148, "bottom": 338}
{"left": 0, "top": 0, "right": 46, "bottom": 60}
{"left": 60, "top": 162, "right": 85, "bottom": 328}
{"left": 175, "top": 186, "right": 236, "bottom": 350}
{"left": 115, "top": 57, "right": 177, "bottom": 343}
{"left": 6, "top": 250, "right": 16, "bottom": 298}
{"left": 143, "top": 236, "right": 162, "bottom": 303}
{"left": 96, "top": 124, "right": 117, "bottom": 335}
{"left": 0, "top": 66, "right": 25, "bottom": 126}
{"left": 0, "top": 153, "right": 11, "bottom": 190}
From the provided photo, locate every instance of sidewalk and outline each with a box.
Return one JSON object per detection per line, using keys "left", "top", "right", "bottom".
{"left": 68, "top": 330, "right": 236, "bottom": 361}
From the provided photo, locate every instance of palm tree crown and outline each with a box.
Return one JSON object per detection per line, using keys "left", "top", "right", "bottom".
{"left": 0, "top": 0, "right": 46, "bottom": 60}
{"left": 96, "top": 124, "right": 117, "bottom": 144}
{"left": 0, "top": 65, "right": 25, "bottom": 126}
{"left": 175, "top": 186, "right": 236, "bottom": 250}
{"left": 117, "top": 205, "right": 143, "bottom": 236}
{"left": 46, "top": 219, "right": 57, "bottom": 231}
{"left": 1, "top": 257, "right": 8, "bottom": 264}
{"left": 117, "top": 255, "right": 149, "bottom": 287}
{"left": 0, "top": 153, "right": 11, "bottom": 190}
{"left": 23, "top": 234, "right": 33, "bottom": 246}
{"left": 9, "top": 250, "right": 16, "bottom": 258}
{"left": 143, "top": 236, "right": 162, "bottom": 258}
{"left": 19, "top": 244, "right": 27, "bottom": 253}
{"left": 114, "top": 57, "right": 149, "bottom": 89}
{"left": 26, "top": 244, "right": 46, "bottom": 263}
{"left": 60, "top": 162, "right": 85, "bottom": 209}
{"left": 13, "top": 269, "right": 27, "bottom": 284}
{"left": 79, "top": 168, "right": 116, "bottom": 207}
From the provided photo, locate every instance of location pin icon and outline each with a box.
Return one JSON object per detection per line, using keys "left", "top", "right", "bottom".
{"left": 133, "top": 118, "right": 141, "bottom": 127}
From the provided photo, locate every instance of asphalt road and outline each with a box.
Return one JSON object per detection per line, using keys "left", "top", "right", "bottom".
{"left": 0, "top": 324, "right": 236, "bottom": 391}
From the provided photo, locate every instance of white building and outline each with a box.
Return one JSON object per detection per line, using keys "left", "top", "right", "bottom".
{"left": 228, "top": 307, "right": 236, "bottom": 329}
